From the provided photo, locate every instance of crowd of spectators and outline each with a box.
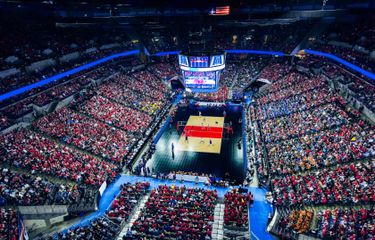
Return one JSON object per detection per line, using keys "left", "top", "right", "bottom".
{"left": 107, "top": 182, "right": 150, "bottom": 222}
{"left": 261, "top": 102, "right": 350, "bottom": 143}
{"left": 194, "top": 86, "right": 229, "bottom": 102}
{"left": 220, "top": 63, "right": 239, "bottom": 88}
{"left": 0, "top": 62, "right": 124, "bottom": 132}
{"left": 257, "top": 62, "right": 291, "bottom": 83}
{"left": 53, "top": 216, "right": 121, "bottom": 240}
{"left": 250, "top": 60, "right": 374, "bottom": 240}
{"left": 275, "top": 206, "right": 375, "bottom": 240}
{"left": 0, "top": 128, "right": 119, "bottom": 186}
{"left": 251, "top": 86, "right": 340, "bottom": 121}
{"left": 276, "top": 210, "right": 313, "bottom": 235}
{"left": 272, "top": 161, "right": 374, "bottom": 207}
{"left": 315, "top": 207, "right": 374, "bottom": 239}
{"left": 0, "top": 17, "right": 373, "bottom": 239}
{"left": 266, "top": 121, "right": 374, "bottom": 175}
{"left": 108, "top": 73, "right": 171, "bottom": 112}
{"left": 131, "top": 70, "right": 170, "bottom": 94}
{"left": 0, "top": 208, "right": 18, "bottom": 240}
{"left": 132, "top": 185, "right": 217, "bottom": 239}
{"left": 255, "top": 75, "right": 326, "bottom": 105}
{"left": 224, "top": 189, "right": 250, "bottom": 228}
{"left": 33, "top": 107, "right": 132, "bottom": 164}
{"left": 50, "top": 182, "right": 149, "bottom": 240}
{"left": 267, "top": 72, "right": 310, "bottom": 94}
{"left": 324, "top": 64, "right": 375, "bottom": 113}
{"left": 0, "top": 167, "right": 97, "bottom": 206}
{"left": 147, "top": 62, "right": 179, "bottom": 80}
{"left": 8, "top": 65, "right": 174, "bottom": 183}
{"left": 232, "top": 59, "right": 268, "bottom": 90}
{"left": 79, "top": 95, "right": 152, "bottom": 133}
{"left": 96, "top": 75, "right": 165, "bottom": 116}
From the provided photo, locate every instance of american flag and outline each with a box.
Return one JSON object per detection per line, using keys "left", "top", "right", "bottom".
{"left": 209, "top": 6, "right": 230, "bottom": 16}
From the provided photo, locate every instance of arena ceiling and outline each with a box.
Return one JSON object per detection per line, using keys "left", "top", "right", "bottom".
{"left": 0, "top": 0, "right": 373, "bottom": 15}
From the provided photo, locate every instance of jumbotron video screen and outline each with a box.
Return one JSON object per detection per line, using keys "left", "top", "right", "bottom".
{"left": 178, "top": 53, "right": 225, "bottom": 93}
{"left": 183, "top": 71, "right": 219, "bottom": 90}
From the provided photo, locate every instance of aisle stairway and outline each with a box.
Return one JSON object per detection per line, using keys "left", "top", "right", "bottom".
{"left": 212, "top": 203, "right": 225, "bottom": 240}
{"left": 117, "top": 192, "right": 151, "bottom": 239}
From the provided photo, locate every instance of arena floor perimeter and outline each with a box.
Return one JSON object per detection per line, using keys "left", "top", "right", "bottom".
{"left": 147, "top": 102, "right": 245, "bottom": 183}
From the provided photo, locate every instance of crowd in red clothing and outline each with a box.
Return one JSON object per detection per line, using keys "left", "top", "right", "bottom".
{"left": 96, "top": 75, "right": 165, "bottom": 115}
{"left": 257, "top": 62, "right": 291, "bottom": 83}
{"left": 147, "top": 62, "right": 179, "bottom": 80}
{"left": 0, "top": 59, "right": 173, "bottom": 132}
{"left": 256, "top": 75, "right": 326, "bottom": 105}
{"left": 316, "top": 207, "right": 374, "bottom": 239}
{"left": 0, "top": 208, "right": 18, "bottom": 240}
{"left": 224, "top": 189, "right": 251, "bottom": 228}
{"left": 80, "top": 95, "right": 152, "bottom": 133}
{"left": 132, "top": 185, "right": 217, "bottom": 239}
{"left": 271, "top": 72, "right": 306, "bottom": 91}
{"left": 195, "top": 86, "right": 229, "bottom": 102}
{"left": 33, "top": 107, "right": 131, "bottom": 163}
{"left": 0, "top": 129, "right": 119, "bottom": 186}
{"left": 131, "top": 70, "right": 170, "bottom": 94}
{"left": 2, "top": 66, "right": 173, "bottom": 198}
{"left": 109, "top": 73, "right": 171, "bottom": 110}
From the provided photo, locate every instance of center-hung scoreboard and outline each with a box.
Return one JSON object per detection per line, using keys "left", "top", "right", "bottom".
{"left": 178, "top": 51, "right": 226, "bottom": 93}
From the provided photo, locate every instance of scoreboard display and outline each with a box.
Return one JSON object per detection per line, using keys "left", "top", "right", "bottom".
{"left": 189, "top": 56, "right": 209, "bottom": 68}
{"left": 178, "top": 52, "right": 225, "bottom": 93}
{"left": 183, "top": 71, "right": 218, "bottom": 90}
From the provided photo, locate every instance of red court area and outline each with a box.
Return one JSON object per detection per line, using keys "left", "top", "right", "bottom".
{"left": 183, "top": 126, "right": 223, "bottom": 139}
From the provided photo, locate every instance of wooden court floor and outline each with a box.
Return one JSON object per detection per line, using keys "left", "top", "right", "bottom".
{"left": 178, "top": 115, "right": 224, "bottom": 154}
